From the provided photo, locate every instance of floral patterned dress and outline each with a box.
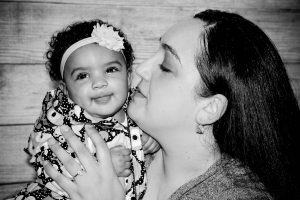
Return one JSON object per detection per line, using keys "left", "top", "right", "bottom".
{"left": 8, "top": 87, "right": 146, "bottom": 200}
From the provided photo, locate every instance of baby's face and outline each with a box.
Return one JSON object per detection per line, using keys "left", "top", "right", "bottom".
{"left": 63, "top": 43, "right": 128, "bottom": 120}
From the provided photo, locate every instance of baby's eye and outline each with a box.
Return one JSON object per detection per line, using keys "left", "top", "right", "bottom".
{"left": 76, "top": 73, "right": 89, "bottom": 80}
{"left": 106, "top": 66, "right": 119, "bottom": 74}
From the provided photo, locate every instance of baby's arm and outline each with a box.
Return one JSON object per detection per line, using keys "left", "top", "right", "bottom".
{"left": 110, "top": 145, "right": 132, "bottom": 177}
{"left": 141, "top": 132, "right": 160, "bottom": 154}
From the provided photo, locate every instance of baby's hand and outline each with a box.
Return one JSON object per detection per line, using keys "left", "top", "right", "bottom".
{"left": 142, "top": 132, "right": 160, "bottom": 154}
{"left": 110, "top": 145, "right": 132, "bottom": 177}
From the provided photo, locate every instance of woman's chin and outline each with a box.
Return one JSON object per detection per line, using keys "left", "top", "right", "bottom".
{"left": 127, "top": 103, "right": 138, "bottom": 121}
{"left": 128, "top": 103, "right": 146, "bottom": 128}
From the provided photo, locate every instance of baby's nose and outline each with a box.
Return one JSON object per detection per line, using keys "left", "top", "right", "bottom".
{"left": 92, "top": 79, "right": 108, "bottom": 89}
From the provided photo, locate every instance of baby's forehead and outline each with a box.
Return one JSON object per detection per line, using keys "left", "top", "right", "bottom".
{"left": 65, "top": 44, "right": 126, "bottom": 69}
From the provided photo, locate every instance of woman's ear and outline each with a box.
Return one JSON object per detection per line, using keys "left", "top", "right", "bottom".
{"left": 196, "top": 94, "right": 228, "bottom": 125}
{"left": 58, "top": 81, "right": 68, "bottom": 96}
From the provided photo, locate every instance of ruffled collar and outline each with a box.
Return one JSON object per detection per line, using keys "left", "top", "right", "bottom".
{"left": 43, "top": 87, "right": 124, "bottom": 129}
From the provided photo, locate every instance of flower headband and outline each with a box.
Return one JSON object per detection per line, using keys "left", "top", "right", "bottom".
{"left": 60, "top": 23, "right": 125, "bottom": 78}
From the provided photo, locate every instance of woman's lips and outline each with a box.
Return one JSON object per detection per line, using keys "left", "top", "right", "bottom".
{"left": 132, "top": 87, "right": 146, "bottom": 99}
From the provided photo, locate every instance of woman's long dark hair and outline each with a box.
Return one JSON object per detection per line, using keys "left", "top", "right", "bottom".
{"left": 194, "top": 9, "right": 300, "bottom": 199}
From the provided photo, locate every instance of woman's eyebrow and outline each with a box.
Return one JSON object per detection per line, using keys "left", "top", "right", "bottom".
{"left": 159, "top": 38, "right": 181, "bottom": 63}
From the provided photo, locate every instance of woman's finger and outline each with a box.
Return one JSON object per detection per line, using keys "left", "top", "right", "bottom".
{"left": 48, "top": 137, "right": 82, "bottom": 177}
{"left": 121, "top": 148, "right": 131, "bottom": 156}
{"left": 124, "top": 161, "right": 131, "bottom": 168}
{"left": 143, "top": 137, "right": 153, "bottom": 148}
{"left": 149, "top": 141, "right": 160, "bottom": 152}
{"left": 119, "top": 169, "right": 132, "bottom": 177}
{"left": 85, "top": 125, "right": 126, "bottom": 198}
{"left": 142, "top": 138, "right": 153, "bottom": 154}
{"left": 44, "top": 160, "right": 76, "bottom": 194}
{"left": 110, "top": 145, "right": 131, "bottom": 157}
{"left": 60, "top": 125, "right": 96, "bottom": 171}
{"left": 85, "top": 125, "right": 112, "bottom": 169}
{"left": 123, "top": 155, "right": 131, "bottom": 162}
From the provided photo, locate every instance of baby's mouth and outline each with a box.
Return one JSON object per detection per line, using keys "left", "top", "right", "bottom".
{"left": 92, "top": 94, "right": 112, "bottom": 103}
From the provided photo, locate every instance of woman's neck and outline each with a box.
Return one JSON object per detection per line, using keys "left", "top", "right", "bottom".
{"left": 161, "top": 138, "right": 220, "bottom": 184}
{"left": 145, "top": 132, "right": 221, "bottom": 200}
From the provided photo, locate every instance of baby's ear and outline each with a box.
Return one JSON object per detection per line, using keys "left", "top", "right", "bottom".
{"left": 58, "top": 81, "right": 68, "bottom": 96}
{"left": 195, "top": 94, "right": 228, "bottom": 125}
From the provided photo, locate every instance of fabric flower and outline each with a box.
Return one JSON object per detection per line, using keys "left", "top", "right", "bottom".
{"left": 91, "top": 23, "right": 124, "bottom": 51}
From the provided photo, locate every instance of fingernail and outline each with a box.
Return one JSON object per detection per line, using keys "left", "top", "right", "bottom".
{"left": 85, "top": 124, "right": 93, "bottom": 130}
{"left": 40, "top": 157, "right": 44, "bottom": 164}
{"left": 48, "top": 138, "right": 56, "bottom": 146}
{"left": 61, "top": 125, "right": 70, "bottom": 132}
{"left": 42, "top": 160, "right": 49, "bottom": 166}
{"left": 41, "top": 157, "right": 46, "bottom": 165}
{"left": 60, "top": 125, "right": 72, "bottom": 139}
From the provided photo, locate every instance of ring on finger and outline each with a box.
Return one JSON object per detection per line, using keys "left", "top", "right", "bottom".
{"left": 72, "top": 169, "right": 84, "bottom": 181}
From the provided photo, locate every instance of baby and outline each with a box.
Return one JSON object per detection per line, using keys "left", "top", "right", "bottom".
{"left": 10, "top": 19, "right": 159, "bottom": 200}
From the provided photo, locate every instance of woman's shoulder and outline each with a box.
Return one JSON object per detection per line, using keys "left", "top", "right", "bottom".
{"left": 169, "top": 154, "right": 273, "bottom": 200}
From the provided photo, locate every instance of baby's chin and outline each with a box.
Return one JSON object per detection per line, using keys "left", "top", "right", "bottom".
{"left": 85, "top": 108, "right": 125, "bottom": 123}
{"left": 83, "top": 110, "right": 109, "bottom": 122}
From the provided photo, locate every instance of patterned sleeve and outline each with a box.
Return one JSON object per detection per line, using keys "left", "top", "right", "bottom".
{"left": 8, "top": 90, "right": 70, "bottom": 200}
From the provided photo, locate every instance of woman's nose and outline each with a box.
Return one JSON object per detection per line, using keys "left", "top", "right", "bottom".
{"left": 92, "top": 77, "right": 108, "bottom": 89}
{"left": 135, "top": 59, "right": 153, "bottom": 81}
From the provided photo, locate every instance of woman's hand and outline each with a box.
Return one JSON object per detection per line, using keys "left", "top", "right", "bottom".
{"left": 142, "top": 132, "right": 160, "bottom": 154}
{"left": 43, "top": 125, "right": 125, "bottom": 200}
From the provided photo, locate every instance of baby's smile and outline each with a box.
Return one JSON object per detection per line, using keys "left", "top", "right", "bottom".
{"left": 92, "top": 94, "right": 112, "bottom": 104}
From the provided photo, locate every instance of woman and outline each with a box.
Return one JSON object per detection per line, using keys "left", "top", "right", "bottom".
{"left": 44, "top": 10, "right": 300, "bottom": 199}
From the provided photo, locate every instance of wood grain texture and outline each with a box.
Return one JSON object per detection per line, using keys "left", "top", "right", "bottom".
{"left": 0, "top": 63, "right": 299, "bottom": 125}
{"left": 0, "top": 183, "right": 29, "bottom": 199}
{"left": 0, "top": 64, "right": 53, "bottom": 125}
{"left": 0, "top": 2, "right": 299, "bottom": 64}
{"left": 5, "top": 0, "right": 300, "bottom": 10}
{"left": 0, "top": 125, "right": 35, "bottom": 184}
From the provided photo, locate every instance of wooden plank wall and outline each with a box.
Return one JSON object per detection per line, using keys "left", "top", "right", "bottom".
{"left": 0, "top": 0, "right": 299, "bottom": 198}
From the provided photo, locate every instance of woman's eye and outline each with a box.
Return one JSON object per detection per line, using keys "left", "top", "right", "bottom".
{"left": 76, "top": 73, "right": 89, "bottom": 80}
{"left": 159, "top": 64, "right": 171, "bottom": 73}
{"left": 106, "top": 67, "right": 119, "bottom": 73}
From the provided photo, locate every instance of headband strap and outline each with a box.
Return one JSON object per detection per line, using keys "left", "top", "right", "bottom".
{"left": 60, "top": 23, "right": 125, "bottom": 79}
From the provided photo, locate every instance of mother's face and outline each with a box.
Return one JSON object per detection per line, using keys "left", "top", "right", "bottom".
{"left": 128, "top": 19, "right": 204, "bottom": 137}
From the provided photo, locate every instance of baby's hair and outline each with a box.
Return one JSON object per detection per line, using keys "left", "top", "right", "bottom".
{"left": 45, "top": 19, "right": 134, "bottom": 81}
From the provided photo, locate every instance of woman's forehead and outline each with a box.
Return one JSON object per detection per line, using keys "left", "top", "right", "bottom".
{"left": 161, "top": 19, "right": 203, "bottom": 42}
{"left": 160, "top": 19, "right": 204, "bottom": 65}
